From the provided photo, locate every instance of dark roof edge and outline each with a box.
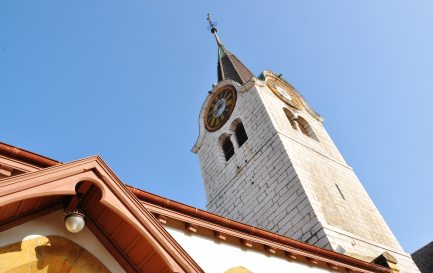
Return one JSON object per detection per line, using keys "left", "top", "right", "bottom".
{"left": 412, "top": 241, "right": 433, "bottom": 255}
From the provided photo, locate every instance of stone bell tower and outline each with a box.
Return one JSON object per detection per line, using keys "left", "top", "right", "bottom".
{"left": 192, "top": 16, "right": 420, "bottom": 273}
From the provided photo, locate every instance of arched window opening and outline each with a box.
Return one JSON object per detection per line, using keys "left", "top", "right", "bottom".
{"left": 298, "top": 120, "right": 309, "bottom": 135}
{"left": 283, "top": 108, "right": 297, "bottom": 130}
{"left": 235, "top": 122, "right": 248, "bottom": 147}
{"left": 222, "top": 137, "right": 235, "bottom": 161}
{"left": 297, "top": 116, "right": 318, "bottom": 141}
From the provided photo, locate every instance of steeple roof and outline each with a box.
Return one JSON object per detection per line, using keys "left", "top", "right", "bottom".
{"left": 207, "top": 15, "right": 254, "bottom": 85}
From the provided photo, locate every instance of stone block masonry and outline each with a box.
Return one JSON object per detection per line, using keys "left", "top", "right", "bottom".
{"left": 195, "top": 77, "right": 420, "bottom": 273}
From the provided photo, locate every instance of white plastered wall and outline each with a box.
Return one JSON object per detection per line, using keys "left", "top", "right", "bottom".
{"left": 165, "top": 226, "right": 342, "bottom": 273}
{"left": 0, "top": 210, "right": 126, "bottom": 273}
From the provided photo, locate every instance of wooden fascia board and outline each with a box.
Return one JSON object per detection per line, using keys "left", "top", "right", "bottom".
{"left": 0, "top": 155, "right": 42, "bottom": 173}
{"left": 141, "top": 200, "right": 391, "bottom": 273}
{"left": 0, "top": 142, "right": 60, "bottom": 168}
{"left": 85, "top": 216, "right": 139, "bottom": 273}
{"left": 92, "top": 157, "right": 204, "bottom": 273}
{"left": 132, "top": 188, "right": 390, "bottom": 273}
{"left": 0, "top": 157, "right": 204, "bottom": 273}
{"left": 143, "top": 202, "right": 346, "bottom": 271}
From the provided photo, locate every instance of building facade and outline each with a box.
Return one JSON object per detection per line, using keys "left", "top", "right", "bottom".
{"left": 0, "top": 142, "right": 392, "bottom": 273}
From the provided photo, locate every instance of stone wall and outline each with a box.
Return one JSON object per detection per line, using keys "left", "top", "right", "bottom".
{"left": 195, "top": 76, "right": 420, "bottom": 273}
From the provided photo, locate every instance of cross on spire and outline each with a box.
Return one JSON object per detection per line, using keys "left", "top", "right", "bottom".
{"left": 207, "top": 13, "right": 223, "bottom": 46}
{"left": 206, "top": 13, "right": 217, "bottom": 34}
{"left": 206, "top": 14, "right": 254, "bottom": 85}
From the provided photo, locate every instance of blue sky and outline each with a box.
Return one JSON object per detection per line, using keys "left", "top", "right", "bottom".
{"left": 1, "top": 1, "right": 432, "bottom": 253}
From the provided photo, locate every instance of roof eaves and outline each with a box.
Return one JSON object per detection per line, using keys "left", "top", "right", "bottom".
{"left": 128, "top": 186, "right": 391, "bottom": 273}
{"left": 0, "top": 142, "right": 61, "bottom": 168}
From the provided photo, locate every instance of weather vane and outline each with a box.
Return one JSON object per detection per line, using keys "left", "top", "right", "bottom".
{"left": 207, "top": 13, "right": 218, "bottom": 33}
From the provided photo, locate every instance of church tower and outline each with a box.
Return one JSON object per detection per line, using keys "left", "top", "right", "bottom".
{"left": 192, "top": 17, "right": 420, "bottom": 273}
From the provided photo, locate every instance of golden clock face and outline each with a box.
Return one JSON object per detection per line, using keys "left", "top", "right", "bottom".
{"left": 266, "top": 76, "right": 302, "bottom": 109}
{"left": 205, "top": 86, "right": 237, "bottom": 132}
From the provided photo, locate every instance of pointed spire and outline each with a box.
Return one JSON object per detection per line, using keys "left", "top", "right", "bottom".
{"left": 207, "top": 14, "right": 254, "bottom": 85}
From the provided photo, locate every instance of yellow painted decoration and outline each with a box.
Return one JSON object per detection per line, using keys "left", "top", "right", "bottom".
{"left": 0, "top": 235, "right": 111, "bottom": 273}
{"left": 224, "top": 266, "right": 253, "bottom": 273}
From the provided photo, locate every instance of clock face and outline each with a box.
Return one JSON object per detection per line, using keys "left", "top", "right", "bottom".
{"left": 205, "top": 86, "right": 237, "bottom": 132}
{"left": 266, "top": 76, "right": 302, "bottom": 109}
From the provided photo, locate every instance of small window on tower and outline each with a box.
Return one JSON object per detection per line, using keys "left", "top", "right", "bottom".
{"left": 297, "top": 116, "right": 319, "bottom": 141}
{"left": 283, "top": 108, "right": 297, "bottom": 130}
{"left": 222, "top": 137, "right": 235, "bottom": 161}
{"left": 235, "top": 122, "right": 248, "bottom": 147}
{"left": 298, "top": 119, "right": 309, "bottom": 135}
